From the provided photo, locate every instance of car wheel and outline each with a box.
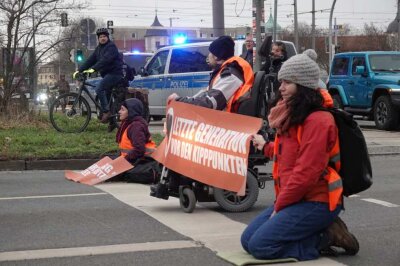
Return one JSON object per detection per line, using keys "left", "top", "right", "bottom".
{"left": 332, "top": 94, "right": 343, "bottom": 109}
{"left": 374, "top": 95, "right": 399, "bottom": 130}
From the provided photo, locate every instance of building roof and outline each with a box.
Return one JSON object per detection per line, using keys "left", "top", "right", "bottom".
{"left": 145, "top": 15, "right": 169, "bottom": 37}
{"left": 265, "top": 11, "right": 281, "bottom": 33}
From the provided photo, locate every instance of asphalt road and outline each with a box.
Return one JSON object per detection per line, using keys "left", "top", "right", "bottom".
{"left": 1, "top": 154, "right": 399, "bottom": 265}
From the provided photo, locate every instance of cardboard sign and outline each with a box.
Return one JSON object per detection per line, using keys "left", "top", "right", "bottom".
{"left": 65, "top": 156, "right": 133, "bottom": 185}
{"left": 152, "top": 101, "right": 262, "bottom": 195}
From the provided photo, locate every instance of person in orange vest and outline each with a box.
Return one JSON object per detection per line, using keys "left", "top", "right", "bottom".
{"left": 241, "top": 49, "right": 359, "bottom": 261}
{"left": 116, "top": 98, "right": 158, "bottom": 183}
{"left": 167, "top": 35, "right": 254, "bottom": 113}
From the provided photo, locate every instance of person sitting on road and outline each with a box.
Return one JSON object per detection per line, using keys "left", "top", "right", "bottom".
{"left": 241, "top": 49, "right": 359, "bottom": 261}
{"left": 74, "top": 28, "right": 123, "bottom": 124}
{"left": 153, "top": 36, "right": 254, "bottom": 194}
{"left": 167, "top": 35, "right": 254, "bottom": 113}
{"left": 116, "top": 98, "right": 158, "bottom": 184}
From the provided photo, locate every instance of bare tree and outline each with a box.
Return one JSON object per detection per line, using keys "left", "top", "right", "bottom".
{"left": 0, "top": 0, "right": 86, "bottom": 116}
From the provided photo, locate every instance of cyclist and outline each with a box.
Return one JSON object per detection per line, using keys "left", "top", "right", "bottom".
{"left": 74, "top": 28, "right": 123, "bottom": 123}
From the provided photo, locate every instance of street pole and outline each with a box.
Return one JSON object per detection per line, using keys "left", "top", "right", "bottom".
{"left": 86, "top": 19, "right": 91, "bottom": 50}
{"left": 311, "top": 0, "right": 316, "bottom": 50}
{"left": 397, "top": 0, "right": 400, "bottom": 51}
{"left": 334, "top": 17, "right": 338, "bottom": 48}
{"left": 273, "top": 0, "right": 278, "bottom": 41}
{"left": 293, "top": 0, "right": 299, "bottom": 52}
{"left": 329, "top": 0, "right": 337, "bottom": 69}
{"left": 253, "top": 0, "right": 263, "bottom": 71}
{"left": 32, "top": 6, "right": 37, "bottom": 100}
{"left": 212, "top": 0, "right": 224, "bottom": 37}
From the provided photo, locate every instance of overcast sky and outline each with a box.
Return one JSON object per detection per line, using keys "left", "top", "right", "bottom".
{"left": 78, "top": 0, "right": 397, "bottom": 30}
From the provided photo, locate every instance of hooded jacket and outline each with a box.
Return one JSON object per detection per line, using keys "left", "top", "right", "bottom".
{"left": 79, "top": 40, "right": 122, "bottom": 77}
{"left": 116, "top": 98, "right": 155, "bottom": 164}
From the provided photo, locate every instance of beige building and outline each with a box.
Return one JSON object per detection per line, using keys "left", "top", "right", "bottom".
{"left": 38, "top": 62, "right": 57, "bottom": 88}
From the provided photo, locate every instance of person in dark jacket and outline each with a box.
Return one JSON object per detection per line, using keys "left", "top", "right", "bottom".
{"left": 77, "top": 28, "right": 123, "bottom": 123}
{"left": 240, "top": 34, "right": 254, "bottom": 68}
{"left": 116, "top": 98, "right": 156, "bottom": 164}
{"left": 116, "top": 98, "right": 158, "bottom": 183}
{"left": 261, "top": 41, "right": 287, "bottom": 100}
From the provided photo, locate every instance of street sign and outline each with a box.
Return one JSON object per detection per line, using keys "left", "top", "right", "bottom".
{"left": 69, "top": 48, "right": 75, "bottom": 62}
{"left": 107, "top": 20, "right": 113, "bottom": 28}
{"left": 80, "top": 34, "right": 97, "bottom": 50}
{"left": 80, "top": 19, "right": 96, "bottom": 34}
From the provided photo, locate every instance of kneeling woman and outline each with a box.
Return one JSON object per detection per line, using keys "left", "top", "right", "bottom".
{"left": 241, "top": 50, "right": 359, "bottom": 261}
{"left": 117, "top": 98, "right": 158, "bottom": 183}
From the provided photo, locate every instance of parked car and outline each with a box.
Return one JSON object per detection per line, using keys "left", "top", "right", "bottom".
{"left": 129, "top": 39, "right": 297, "bottom": 120}
{"left": 327, "top": 51, "right": 400, "bottom": 130}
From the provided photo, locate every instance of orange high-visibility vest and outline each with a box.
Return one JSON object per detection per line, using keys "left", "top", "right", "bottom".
{"left": 209, "top": 56, "right": 254, "bottom": 113}
{"left": 272, "top": 125, "right": 342, "bottom": 211}
{"left": 119, "top": 124, "right": 156, "bottom": 158}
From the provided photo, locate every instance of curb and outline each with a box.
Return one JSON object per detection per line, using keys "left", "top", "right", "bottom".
{"left": 0, "top": 159, "right": 98, "bottom": 171}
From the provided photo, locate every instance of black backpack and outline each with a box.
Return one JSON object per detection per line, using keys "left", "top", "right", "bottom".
{"left": 321, "top": 108, "right": 373, "bottom": 196}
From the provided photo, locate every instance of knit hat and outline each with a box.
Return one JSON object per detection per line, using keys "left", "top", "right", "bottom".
{"left": 209, "top": 36, "right": 235, "bottom": 60}
{"left": 278, "top": 49, "right": 320, "bottom": 90}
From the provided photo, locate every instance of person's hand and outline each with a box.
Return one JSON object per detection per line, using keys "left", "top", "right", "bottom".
{"left": 167, "top": 93, "right": 179, "bottom": 105}
{"left": 83, "top": 68, "right": 95, "bottom": 74}
{"left": 252, "top": 134, "right": 267, "bottom": 150}
{"left": 72, "top": 71, "right": 80, "bottom": 79}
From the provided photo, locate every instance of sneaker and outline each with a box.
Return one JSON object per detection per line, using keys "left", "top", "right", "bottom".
{"left": 100, "top": 112, "right": 111, "bottom": 123}
{"left": 326, "top": 217, "right": 359, "bottom": 255}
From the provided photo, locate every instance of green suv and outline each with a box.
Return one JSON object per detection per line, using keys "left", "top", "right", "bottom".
{"left": 328, "top": 51, "right": 400, "bottom": 130}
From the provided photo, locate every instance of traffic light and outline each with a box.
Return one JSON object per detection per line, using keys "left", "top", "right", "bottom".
{"left": 76, "top": 49, "right": 84, "bottom": 63}
{"left": 61, "top": 12, "right": 68, "bottom": 27}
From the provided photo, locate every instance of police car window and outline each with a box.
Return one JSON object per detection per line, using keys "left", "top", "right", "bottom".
{"left": 352, "top": 57, "right": 366, "bottom": 75}
{"left": 169, "top": 46, "right": 211, "bottom": 74}
{"left": 147, "top": 50, "right": 169, "bottom": 75}
{"left": 332, "top": 58, "right": 349, "bottom": 75}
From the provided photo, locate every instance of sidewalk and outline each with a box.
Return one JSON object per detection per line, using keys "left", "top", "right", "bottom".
{"left": 1, "top": 127, "right": 399, "bottom": 171}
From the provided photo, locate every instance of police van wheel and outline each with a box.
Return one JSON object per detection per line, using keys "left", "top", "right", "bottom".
{"left": 214, "top": 171, "right": 259, "bottom": 212}
{"left": 179, "top": 187, "right": 196, "bottom": 213}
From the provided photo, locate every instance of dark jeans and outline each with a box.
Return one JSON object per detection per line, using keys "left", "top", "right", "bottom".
{"left": 241, "top": 202, "right": 341, "bottom": 261}
{"left": 96, "top": 74, "right": 122, "bottom": 113}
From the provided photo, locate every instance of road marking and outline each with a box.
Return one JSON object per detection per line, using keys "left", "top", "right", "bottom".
{"left": 0, "top": 240, "right": 199, "bottom": 262}
{"left": 361, "top": 198, "right": 399, "bottom": 207}
{"left": 348, "top": 195, "right": 360, "bottom": 198}
{"left": 97, "top": 183, "right": 344, "bottom": 266}
{"left": 0, "top": 192, "right": 107, "bottom": 201}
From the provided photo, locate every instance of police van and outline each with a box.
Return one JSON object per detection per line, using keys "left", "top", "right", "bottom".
{"left": 128, "top": 40, "right": 296, "bottom": 121}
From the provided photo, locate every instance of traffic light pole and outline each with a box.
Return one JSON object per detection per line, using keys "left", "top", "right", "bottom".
{"left": 328, "top": 0, "right": 337, "bottom": 69}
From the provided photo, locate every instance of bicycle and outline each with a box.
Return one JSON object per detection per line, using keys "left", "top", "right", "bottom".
{"left": 49, "top": 73, "right": 123, "bottom": 133}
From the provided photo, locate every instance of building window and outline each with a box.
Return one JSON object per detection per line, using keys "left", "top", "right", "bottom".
{"left": 210, "top": 33, "right": 214, "bottom": 37}
{"left": 132, "top": 33, "right": 136, "bottom": 38}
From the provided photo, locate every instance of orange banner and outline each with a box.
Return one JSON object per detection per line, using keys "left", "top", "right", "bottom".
{"left": 152, "top": 101, "right": 263, "bottom": 195}
{"left": 65, "top": 156, "right": 133, "bottom": 185}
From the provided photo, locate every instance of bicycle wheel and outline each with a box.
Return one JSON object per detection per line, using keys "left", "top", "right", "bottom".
{"left": 49, "top": 92, "right": 91, "bottom": 133}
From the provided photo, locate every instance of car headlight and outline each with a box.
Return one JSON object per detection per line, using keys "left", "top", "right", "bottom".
{"left": 38, "top": 93, "right": 48, "bottom": 101}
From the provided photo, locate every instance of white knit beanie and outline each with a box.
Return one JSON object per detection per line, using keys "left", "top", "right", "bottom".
{"left": 278, "top": 49, "right": 320, "bottom": 90}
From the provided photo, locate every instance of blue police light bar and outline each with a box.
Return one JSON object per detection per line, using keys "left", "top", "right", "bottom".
{"left": 132, "top": 50, "right": 140, "bottom": 54}
{"left": 173, "top": 34, "right": 187, "bottom": 45}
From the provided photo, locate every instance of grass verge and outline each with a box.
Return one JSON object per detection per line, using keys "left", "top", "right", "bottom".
{"left": 0, "top": 114, "right": 163, "bottom": 160}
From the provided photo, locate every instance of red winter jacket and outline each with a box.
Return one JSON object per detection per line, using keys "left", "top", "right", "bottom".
{"left": 264, "top": 89, "right": 338, "bottom": 212}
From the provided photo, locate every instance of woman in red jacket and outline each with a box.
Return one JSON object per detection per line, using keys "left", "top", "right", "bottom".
{"left": 241, "top": 49, "right": 359, "bottom": 261}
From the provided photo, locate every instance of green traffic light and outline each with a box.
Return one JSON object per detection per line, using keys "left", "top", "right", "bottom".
{"left": 77, "top": 55, "right": 83, "bottom": 62}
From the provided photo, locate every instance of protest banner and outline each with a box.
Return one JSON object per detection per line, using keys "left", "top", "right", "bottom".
{"left": 65, "top": 156, "right": 133, "bottom": 185}
{"left": 152, "top": 101, "right": 263, "bottom": 195}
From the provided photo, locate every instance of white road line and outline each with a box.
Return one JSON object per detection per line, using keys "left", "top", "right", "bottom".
{"left": 96, "top": 183, "right": 344, "bottom": 266}
{"left": 0, "top": 240, "right": 199, "bottom": 262}
{"left": 0, "top": 192, "right": 108, "bottom": 201}
{"left": 361, "top": 198, "right": 399, "bottom": 207}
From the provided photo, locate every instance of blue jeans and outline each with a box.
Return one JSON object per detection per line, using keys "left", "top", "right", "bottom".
{"left": 96, "top": 74, "right": 122, "bottom": 113}
{"left": 241, "top": 202, "right": 341, "bottom": 261}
